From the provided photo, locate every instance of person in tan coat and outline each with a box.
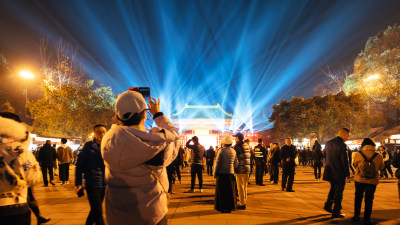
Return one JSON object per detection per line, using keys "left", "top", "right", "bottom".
{"left": 57, "top": 138, "right": 73, "bottom": 185}
{"left": 351, "top": 138, "right": 384, "bottom": 225}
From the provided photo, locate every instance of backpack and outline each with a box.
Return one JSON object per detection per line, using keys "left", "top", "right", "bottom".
{"left": 358, "top": 152, "right": 378, "bottom": 179}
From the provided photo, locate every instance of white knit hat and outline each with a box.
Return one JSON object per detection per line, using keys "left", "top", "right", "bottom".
{"left": 115, "top": 90, "right": 147, "bottom": 120}
{"left": 221, "top": 135, "right": 233, "bottom": 145}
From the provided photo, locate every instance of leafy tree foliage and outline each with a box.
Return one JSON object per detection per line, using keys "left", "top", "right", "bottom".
{"left": 27, "top": 80, "right": 115, "bottom": 138}
{"left": 0, "top": 101, "right": 16, "bottom": 113}
{"left": 27, "top": 40, "right": 116, "bottom": 138}
{"left": 343, "top": 24, "right": 400, "bottom": 107}
{"left": 269, "top": 92, "right": 370, "bottom": 143}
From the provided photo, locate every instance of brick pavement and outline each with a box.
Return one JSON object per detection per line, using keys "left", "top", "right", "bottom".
{"left": 32, "top": 166, "right": 400, "bottom": 225}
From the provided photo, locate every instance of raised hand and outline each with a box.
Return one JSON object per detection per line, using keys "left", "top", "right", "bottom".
{"left": 147, "top": 97, "right": 160, "bottom": 115}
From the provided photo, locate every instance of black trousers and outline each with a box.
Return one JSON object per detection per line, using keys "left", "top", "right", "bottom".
{"left": 59, "top": 163, "right": 70, "bottom": 182}
{"left": 167, "top": 165, "right": 175, "bottom": 193}
{"left": 325, "top": 181, "right": 345, "bottom": 215}
{"left": 41, "top": 165, "right": 54, "bottom": 185}
{"left": 313, "top": 162, "right": 322, "bottom": 179}
{"left": 255, "top": 160, "right": 264, "bottom": 185}
{"left": 0, "top": 209, "right": 30, "bottom": 225}
{"left": 270, "top": 164, "right": 279, "bottom": 183}
{"left": 354, "top": 181, "right": 376, "bottom": 221}
{"left": 281, "top": 166, "right": 295, "bottom": 190}
{"left": 207, "top": 163, "right": 213, "bottom": 175}
{"left": 85, "top": 187, "right": 105, "bottom": 225}
{"left": 191, "top": 164, "right": 203, "bottom": 190}
{"left": 380, "top": 162, "right": 393, "bottom": 178}
{"left": 175, "top": 165, "right": 181, "bottom": 181}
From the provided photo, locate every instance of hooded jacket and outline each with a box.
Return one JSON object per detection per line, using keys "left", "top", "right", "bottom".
{"left": 353, "top": 145, "right": 384, "bottom": 185}
{"left": 57, "top": 144, "right": 73, "bottom": 164}
{"left": 101, "top": 114, "right": 179, "bottom": 225}
{"left": 0, "top": 116, "right": 41, "bottom": 210}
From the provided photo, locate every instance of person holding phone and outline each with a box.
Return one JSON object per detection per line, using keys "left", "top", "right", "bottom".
{"left": 75, "top": 124, "right": 107, "bottom": 225}
{"left": 101, "top": 90, "right": 180, "bottom": 225}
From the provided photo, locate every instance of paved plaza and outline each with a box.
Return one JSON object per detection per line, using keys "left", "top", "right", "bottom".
{"left": 32, "top": 166, "right": 400, "bottom": 225}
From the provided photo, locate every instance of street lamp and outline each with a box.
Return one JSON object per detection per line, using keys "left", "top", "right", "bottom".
{"left": 19, "top": 70, "right": 34, "bottom": 119}
{"left": 363, "top": 73, "right": 380, "bottom": 114}
{"left": 363, "top": 74, "right": 380, "bottom": 82}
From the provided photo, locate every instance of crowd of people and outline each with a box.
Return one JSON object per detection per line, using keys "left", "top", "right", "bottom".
{"left": 1, "top": 89, "right": 400, "bottom": 225}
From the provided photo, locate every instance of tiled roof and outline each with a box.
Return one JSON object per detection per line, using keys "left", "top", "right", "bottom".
{"left": 171, "top": 104, "right": 232, "bottom": 119}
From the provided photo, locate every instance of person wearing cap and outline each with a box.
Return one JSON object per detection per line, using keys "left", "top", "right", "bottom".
{"left": 322, "top": 128, "right": 351, "bottom": 219}
{"left": 233, "top": 133, "right": 251, "bottom": 210}
{"left": 351, "top": 138, "right": 384, "bottom": 225}
{"left": 253, "top": 138, "right": 267, "bottom": 186}
{"left": 186, "top": 136, "right": 206, "bottom": 193}
{"left": 101, "top": 91, "right": 180, "bottom": 225}
{"left": 213, "top": 135, "right": 238, "bottom": 213}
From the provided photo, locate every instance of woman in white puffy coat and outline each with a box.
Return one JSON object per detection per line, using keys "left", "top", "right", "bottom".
{"left": 101, "top": 91, "right": 180, "bottom": 225}
{"left": 213, "top": 135, "right": 238, "bottom": 213}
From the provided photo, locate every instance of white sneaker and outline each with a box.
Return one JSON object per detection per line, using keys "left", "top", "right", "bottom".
{"left": 187, "top": 189, "right": 195, "bottom": 193}
{"left": 66, "top": 181, "right": 69, "bottom": 184}
{"left": 270, "top": 181, "right": 274, "bottom": 184}
{"left": 199, "top": 189, "right": 203, "bottom": 193}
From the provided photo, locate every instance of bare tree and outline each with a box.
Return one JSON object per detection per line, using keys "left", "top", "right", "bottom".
{"left": 39, "top": 38, "right": 84, "bottom": 88}
{"left": 314, "top": 65, "right": 350, "bottom": 96}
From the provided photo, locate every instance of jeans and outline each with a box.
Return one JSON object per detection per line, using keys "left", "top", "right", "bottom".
{"left": 282, "top": 166, "right": 295, "bottom": 190}
{"left": 59, "top": 163, "right": 70, "bottom": 182}
{"left": 354, "top": 181, "right": 377, "bottom": 221}
{"left": 191, "top": 164, "right": 203, "bottom": 190}
{"left": 236, "top": 173, "right": 249, "bottom": 206}
{"left": 41, "top": 165, "right": 54, "bottom": 185}
{"left": 86, "top": 187, "right": 106, "bottom": 225}
{"left": 325, "top": 181, "right": 345, "bottom": 215}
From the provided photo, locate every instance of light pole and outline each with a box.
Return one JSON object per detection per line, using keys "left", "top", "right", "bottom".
{"left": 363, "top": 73, "right": 380, "bottom": 114}
{"left": 19, "top": 70, "right": 34, "bottom": 119}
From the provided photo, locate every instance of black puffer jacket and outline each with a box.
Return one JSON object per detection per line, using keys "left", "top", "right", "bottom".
{"left": 75, "top": 141, "right": 106, "bottom": 188}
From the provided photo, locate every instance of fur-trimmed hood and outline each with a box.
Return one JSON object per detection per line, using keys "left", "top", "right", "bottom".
{"left": 0, "top": 116, "right": 29, "bottom": 142}
{"left": 0, "top": 116, "right": 41, "bottom": 207}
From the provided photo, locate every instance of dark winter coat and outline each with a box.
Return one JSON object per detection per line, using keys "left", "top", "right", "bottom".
{"left": 75, "top": 141, "right": 106, "bottom": 188}
{"left": 206, "top": 148, "right": 216, "bottom": 166}
{"left": 312, "top": 148, "right": 324, "bottom": 164}
{"left": 37, "top": 144, "right": 57, "bottom": 167}
{"left": 234, "top": 141, "right": 251, "bottom": 174}
{"left": 323, "top": 136, "right": 350, "bottom": 185}
{"left": 280, "top": 145, "right": 297, "bottom": 169}
{"left": 270, "top": 147, "right": 281, "bottom": 166}
{"left": 187, "top": 142, "right": 205, "bottom": 165}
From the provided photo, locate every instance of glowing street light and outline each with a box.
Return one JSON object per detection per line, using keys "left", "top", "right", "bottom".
{"left": 20, "top": 70, "right": 35, "bottom": 79}
{"left": 19, "top": 70, "right": 34, "bottom": 119}
{"left": 363, "top": 74, "right": 380, "bottom": 82}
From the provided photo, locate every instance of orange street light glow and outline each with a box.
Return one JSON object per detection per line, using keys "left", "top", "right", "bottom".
{"left": 20, "top": 70, "right": 34, "bottom": 79}
{"left": 363, "top": 74, "right": 380, "bottom": 82}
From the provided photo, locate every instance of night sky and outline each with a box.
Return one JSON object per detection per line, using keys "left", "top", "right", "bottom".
{"left": 1, "top": 0, "right": 400, "bottom": 131}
